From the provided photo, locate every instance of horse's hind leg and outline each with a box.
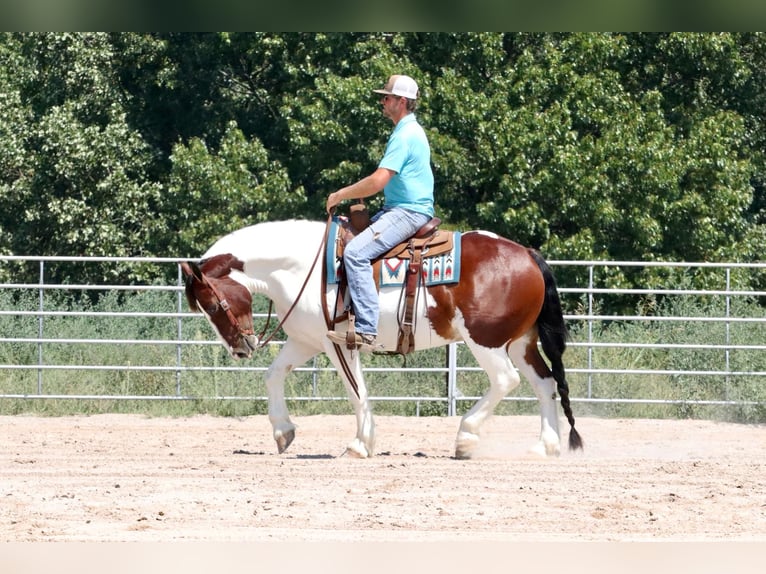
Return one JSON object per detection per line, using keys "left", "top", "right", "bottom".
{"left": 509, "top": 335, "right": 561, "bottom": 456}
{"left": 265, "top": 338, "right": 318, "bottom": 454}
{"left": 455, "top": 343, "right": 521, "bottom": 459}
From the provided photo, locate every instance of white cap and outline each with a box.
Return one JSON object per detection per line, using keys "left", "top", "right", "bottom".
{"left": 373, "top": 74, "right": 419, "bottom": 100}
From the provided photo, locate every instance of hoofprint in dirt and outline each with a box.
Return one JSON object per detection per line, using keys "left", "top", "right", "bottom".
{"left": 1, "top": 414, "right": 764, "bottom": 542}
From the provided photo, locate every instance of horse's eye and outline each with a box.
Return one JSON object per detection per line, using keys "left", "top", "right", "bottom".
{"left": 196, "top": 301, "right": 218, "bottom": 315}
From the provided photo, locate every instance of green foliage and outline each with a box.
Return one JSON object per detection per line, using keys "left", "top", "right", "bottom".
{"left": 0, "top": 33, "right": 164, "bottom": 285}
{"left": 1, "top": 32, "right": 765, "bottom": 300}
{"left": 164, "top": 122, "right": 306, "bottom": 257}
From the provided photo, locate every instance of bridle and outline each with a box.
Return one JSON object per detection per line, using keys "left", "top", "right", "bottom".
{"left": 189, "top": 212, "right": 361, "bottom": 398}
{"left": 190, "top": 214, "right": 331, "bottom": 350}
{"left": 198, "top": 276, "right": 256, "bottom": 338}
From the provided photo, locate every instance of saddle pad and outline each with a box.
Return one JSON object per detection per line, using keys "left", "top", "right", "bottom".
{"left": 325, "top": 218, "right": 461, "bottom": 287}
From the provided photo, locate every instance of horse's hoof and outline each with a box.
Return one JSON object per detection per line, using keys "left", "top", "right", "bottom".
{"left": 454, "top": 431, "right": 479, "bottom": 460}
{"left": 528, "top": 440, "right": 561, "bottom": 458}
{"left": 343, "top": 439, "right": 371, "bottom": 458}
{"left": 275, "top": 428, "right": 295, "bottom": 454}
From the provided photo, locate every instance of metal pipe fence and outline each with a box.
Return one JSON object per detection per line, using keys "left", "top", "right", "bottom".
{"left": 1, "top": 255, "right": 765, "bottom": 418}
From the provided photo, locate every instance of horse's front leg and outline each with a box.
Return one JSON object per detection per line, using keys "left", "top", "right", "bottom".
{"left": 265, "top": 338, "right": 318, "bottom": 454}
{"left": 324, "top": 341, "right": 375, "bottom": 458}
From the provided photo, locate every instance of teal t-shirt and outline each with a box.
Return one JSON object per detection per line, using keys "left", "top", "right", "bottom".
{"left": 378, "top": 114, "right": 435, "bottom": 217}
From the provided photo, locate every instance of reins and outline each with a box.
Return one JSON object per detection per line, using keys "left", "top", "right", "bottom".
{"left": 319, "top": 210, "right": 361, "bottom": 399}
{"left": 252, "top": 214, "right": 332, "bottom": 349}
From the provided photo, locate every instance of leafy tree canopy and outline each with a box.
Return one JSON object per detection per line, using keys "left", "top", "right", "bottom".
{"left": 0, "top": 32, "right": 764, "bottom": 294}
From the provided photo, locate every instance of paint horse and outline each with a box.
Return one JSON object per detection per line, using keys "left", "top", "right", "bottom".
{"left": 181, "top": 219, "right": 583, "bottom": 459}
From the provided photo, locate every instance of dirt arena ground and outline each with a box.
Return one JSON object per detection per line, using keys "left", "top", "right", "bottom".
{"left": 1, "top": 414, "right": 765, "bottom": 542}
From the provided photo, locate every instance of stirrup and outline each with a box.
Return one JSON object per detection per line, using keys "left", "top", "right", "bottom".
{"left": 326, "top": 330, "right": 379, "bottom": 353}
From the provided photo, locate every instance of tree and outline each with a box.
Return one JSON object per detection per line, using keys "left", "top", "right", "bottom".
{"left": 0, "top": 33, "right": 164, "bottom": 284}
{"left": 163, "top": 122, "right": 306, "bottom": 257}
{"left": 0, "top": 32, "right": 764, "bottom": 296}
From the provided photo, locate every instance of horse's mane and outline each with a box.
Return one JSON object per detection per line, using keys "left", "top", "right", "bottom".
{"left": 199, "top": 253, "right": 244, "bottom": 279}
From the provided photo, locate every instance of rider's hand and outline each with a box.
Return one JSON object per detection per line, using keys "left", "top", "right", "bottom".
{"left": 326, "top": 191, "right": 341, "bottom": 214}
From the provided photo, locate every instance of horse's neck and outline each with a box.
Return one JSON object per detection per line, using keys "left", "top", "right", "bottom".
{"left": 207, "top": 220, "right": 323, "bottom": 299}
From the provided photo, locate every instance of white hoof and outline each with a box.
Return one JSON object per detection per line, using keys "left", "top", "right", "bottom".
{"left": 344, "top": 438, "right": 371, "bottom": 458}
{"left": 528, "top": 439, "right": 561, "bottom": 458}
{"left": 455, "top": 431, "right": 480, "bottom": 459}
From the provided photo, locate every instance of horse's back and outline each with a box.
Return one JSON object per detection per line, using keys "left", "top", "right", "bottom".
{"left": 426, "top": 230, "right": 545, "bottom": 348}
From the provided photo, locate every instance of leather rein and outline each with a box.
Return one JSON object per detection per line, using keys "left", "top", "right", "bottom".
{"left": 196, "top": 217, "right": 329, "bottom": 349}
{"left": 319, "top": 211, "right": 361, "bottom": 398}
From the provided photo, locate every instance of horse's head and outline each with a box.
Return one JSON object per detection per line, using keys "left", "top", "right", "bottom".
{"left": 180, "top": 254, "right": 257, "bottom": 359}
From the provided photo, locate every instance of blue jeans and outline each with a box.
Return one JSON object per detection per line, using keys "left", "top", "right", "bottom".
{"left": 343, "top": 207, "right": 431, "bottom": 336}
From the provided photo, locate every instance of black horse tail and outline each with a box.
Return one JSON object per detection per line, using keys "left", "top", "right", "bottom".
{"left": 528, "top": 249, "right": 583, "bottom": 451}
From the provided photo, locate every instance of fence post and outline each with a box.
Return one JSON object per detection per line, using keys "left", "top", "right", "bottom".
{"left": 37, "top": 261, "right": 44, "bottom": 395}
{"left": 725, "top": 267, "right": 731, "bottom": 400}
{"left": 312, "top": 356, "right": 319, "bottom": 396}
{"left": 446, "top": 342, "right": 458, "bottom": 416}
{"left": 587, "top": 264, "right": 594, "bottom": 399}
{"left": 176, "top": 264, "right": 184, "bottom": 397}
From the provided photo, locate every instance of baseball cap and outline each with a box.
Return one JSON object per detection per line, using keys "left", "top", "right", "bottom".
{"left": 373, "top": 74, "right": 419, "bottom": 100}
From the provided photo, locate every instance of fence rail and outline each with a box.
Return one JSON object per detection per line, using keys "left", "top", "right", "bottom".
{"left": 1, "top": 255, "right": 765, "bottom": 418}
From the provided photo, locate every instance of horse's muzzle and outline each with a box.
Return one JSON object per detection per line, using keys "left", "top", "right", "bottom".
{"left": 231, "top": 334, "right": 258, "bottom": 359}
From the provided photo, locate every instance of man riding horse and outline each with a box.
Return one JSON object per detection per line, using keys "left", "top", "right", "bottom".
{"left": 325, "top": 74, "right": 434, "bottom": 353}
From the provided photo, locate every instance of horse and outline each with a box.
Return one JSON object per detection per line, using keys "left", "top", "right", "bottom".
{"left": 180, "top": 218, "right": 583, "bottom": 459}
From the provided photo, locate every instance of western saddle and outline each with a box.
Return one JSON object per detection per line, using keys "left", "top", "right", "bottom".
{"left": 331, "top": 203, "right": 454, "bottom": 355}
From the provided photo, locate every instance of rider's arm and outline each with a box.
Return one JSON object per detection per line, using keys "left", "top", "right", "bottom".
{"left": 326, "top": 167, "right": 395, "bottom": 213}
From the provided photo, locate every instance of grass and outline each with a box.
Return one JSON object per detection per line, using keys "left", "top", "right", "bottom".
{"left": 0, "top": 287, "right": 764, "bottom": 422}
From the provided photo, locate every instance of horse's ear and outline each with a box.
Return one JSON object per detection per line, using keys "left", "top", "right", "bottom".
{"left": 180, "top": 261, "right": 204, "bottom": 282}
{"left": 180, "top": 261, "right": 203, "bottom": 312}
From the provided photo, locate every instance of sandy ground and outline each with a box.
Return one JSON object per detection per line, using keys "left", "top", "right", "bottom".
{"left": 1, "top": 413, "right": 765, "bottom": 542}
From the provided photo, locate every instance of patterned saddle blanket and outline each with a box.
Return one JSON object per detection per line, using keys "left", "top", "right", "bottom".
{"left": 325, "top": 217, "right": 461, "bottom": 287}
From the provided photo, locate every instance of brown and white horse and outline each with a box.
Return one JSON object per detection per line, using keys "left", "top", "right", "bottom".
{"left": 181, "top": 219, "right": 582, "bottom": 459}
